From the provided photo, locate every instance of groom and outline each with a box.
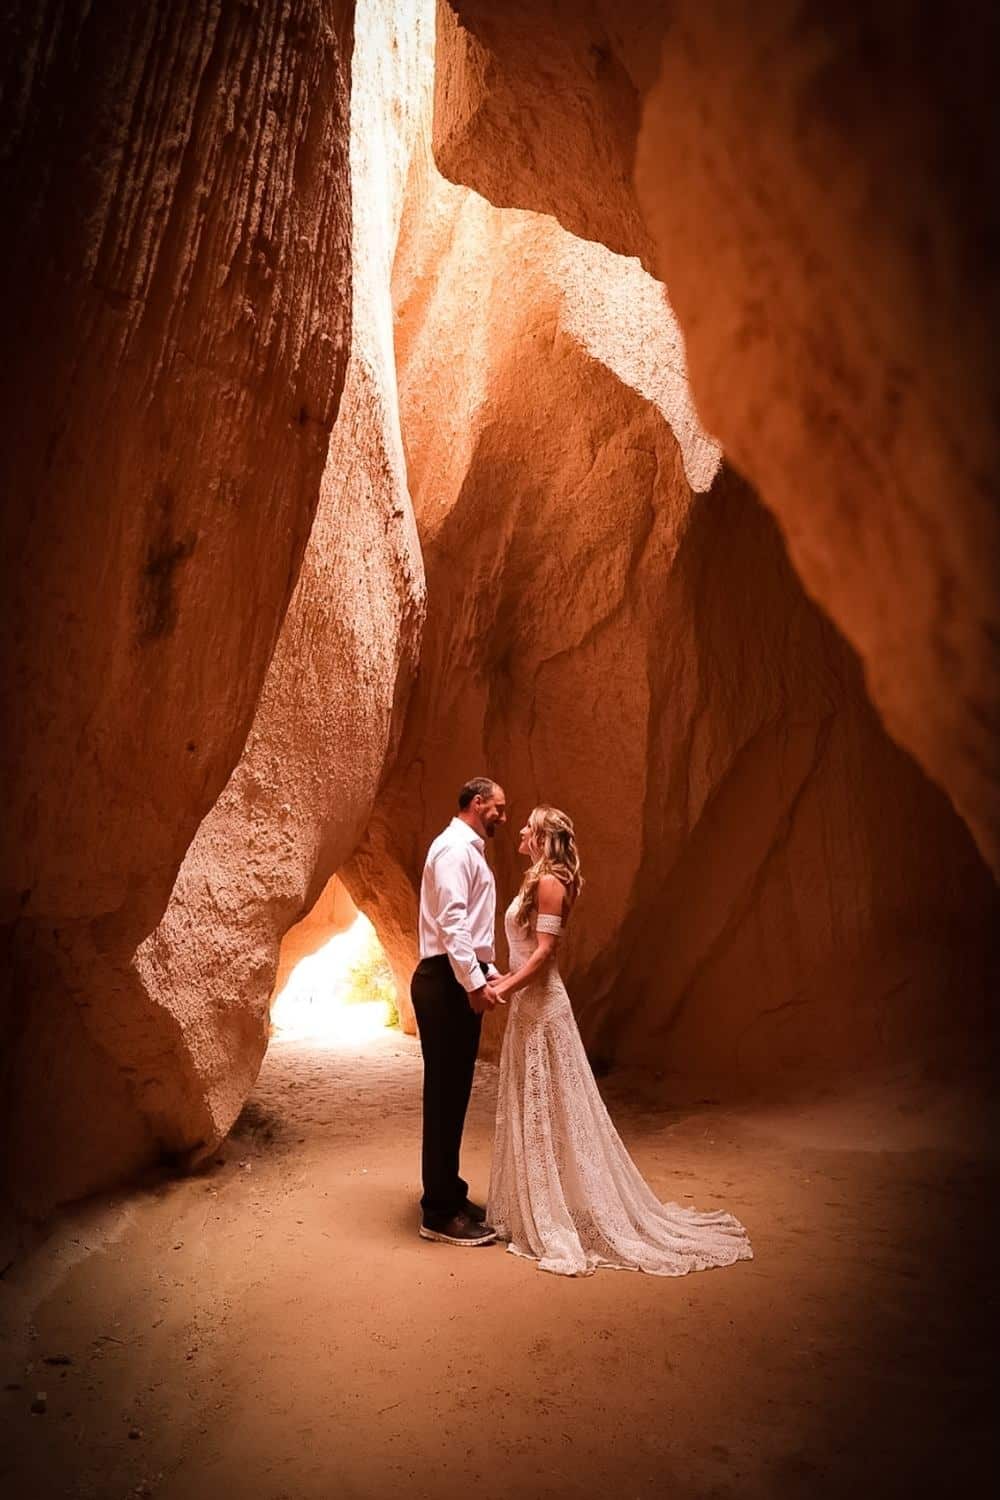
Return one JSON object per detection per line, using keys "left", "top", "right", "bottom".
{"left": 411, "top": 776, "right": 507, "bottom": 1246}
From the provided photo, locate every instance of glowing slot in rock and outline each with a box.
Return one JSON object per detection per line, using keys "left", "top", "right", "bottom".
{"left": 270, "top": 901, "right": 398, "bottom": 1047}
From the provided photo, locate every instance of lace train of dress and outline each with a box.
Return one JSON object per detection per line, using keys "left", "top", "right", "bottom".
{"left": 487, "top": 900, "right": 753, "bottom": 1277}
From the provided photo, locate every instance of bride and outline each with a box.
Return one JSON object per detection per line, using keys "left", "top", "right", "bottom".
{"left": 486, "top": 805, "right": 753, "bottom": 1277}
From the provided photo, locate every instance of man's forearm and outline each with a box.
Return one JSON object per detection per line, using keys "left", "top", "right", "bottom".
{"left": 437, "top": 912, "right": 485, "bottom": 992}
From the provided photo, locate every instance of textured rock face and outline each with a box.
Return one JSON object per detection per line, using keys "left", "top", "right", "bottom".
{"left": 433, "top": 0, "right": 659, "bottom": 261}
{"left": 434, "top": 0, "right": 1000, "bottom": 875}
{"left": 0, "top": 1, "right": 356, "bottom": 1209}
{"left": 1, "top": 0, "right": 354, "bottom": 931}
{"left": 4, "top": 0, "right": 995, "bottom": 1216}
{"left": 347, "top": 29, "right": 997, "bottom": 1090}
{"left": 129, "top": 0, "right": 425, "bottom": 1165}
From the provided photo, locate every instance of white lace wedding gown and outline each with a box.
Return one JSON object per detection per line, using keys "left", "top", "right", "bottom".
{"left": 487, "top": 900, "right": 754, "bottom": 1277}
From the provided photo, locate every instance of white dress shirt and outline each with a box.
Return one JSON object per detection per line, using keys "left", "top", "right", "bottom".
{"left": 418, "top": 817, "right": 498, "bottom": 992}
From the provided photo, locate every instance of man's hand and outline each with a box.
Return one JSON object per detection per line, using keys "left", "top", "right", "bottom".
{"left": 469, "top": 982, "right": 504, "bottom": 1014}
{"left": 468, "top": 984, "right": 490, "bottom": 1015}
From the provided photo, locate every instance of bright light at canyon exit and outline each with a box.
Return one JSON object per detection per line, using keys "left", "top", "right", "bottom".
{"left": 270, "top": 911, "right": 397, "bottom": 1047}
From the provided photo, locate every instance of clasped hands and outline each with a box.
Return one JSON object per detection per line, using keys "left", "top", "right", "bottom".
{"left": 469, "top": 975, "right": 509, "bottom": 1014}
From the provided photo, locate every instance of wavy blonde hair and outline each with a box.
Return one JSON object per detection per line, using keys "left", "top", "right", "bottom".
{"left": 514, "top": 805, "right": 583, "bottom": 928}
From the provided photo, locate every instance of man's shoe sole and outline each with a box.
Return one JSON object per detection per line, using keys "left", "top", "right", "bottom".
{"left": 419, "top": 1225, "right": 498, "bottom": 1246}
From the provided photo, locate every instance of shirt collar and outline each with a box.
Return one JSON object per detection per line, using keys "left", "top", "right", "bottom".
{"left": 449, "top": 815, "right": 485, "bottom": 853}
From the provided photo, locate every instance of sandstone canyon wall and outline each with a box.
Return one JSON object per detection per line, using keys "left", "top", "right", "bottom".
{"left": 347, "top": 14, "right": 997, "bottom": 1092}
{"left": 0, "top": 0, "right": 357, "bottom": 1211}
{"left": 131, "top": 0, "right": 426, "bottom": 1161}
{"left": 2, "top": 0, "right": 995, "bottom": 1218}
{"left": 432, "top": 0, "right": 1000, "bottom": 876}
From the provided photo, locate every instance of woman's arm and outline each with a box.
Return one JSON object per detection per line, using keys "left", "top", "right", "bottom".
{"left": 491, "top": 875, "right": 567, "bottom": 1000}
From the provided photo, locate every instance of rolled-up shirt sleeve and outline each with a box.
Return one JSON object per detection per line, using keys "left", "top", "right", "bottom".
{"left": 427, "top": 844, "right": 486, "bottom": 992}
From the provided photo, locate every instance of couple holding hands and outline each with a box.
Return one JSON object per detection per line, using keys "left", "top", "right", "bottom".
{"left": 410, "top": 777, "right": 752, "bottom": 1279}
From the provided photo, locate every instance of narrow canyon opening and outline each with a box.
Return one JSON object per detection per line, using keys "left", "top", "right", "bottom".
{"left": 270, "top": 877, "right": 400, "bottom": 1047}
{"left": 1, "top": 0, "right": 996, "bottom": 1496}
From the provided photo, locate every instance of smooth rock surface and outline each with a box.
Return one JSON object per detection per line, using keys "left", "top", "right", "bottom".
{"left": 434, "top": 0, "right": 1000, "bottom": 873}
{"left": 348, "top": 39, "right": 997, "bottom": 1088}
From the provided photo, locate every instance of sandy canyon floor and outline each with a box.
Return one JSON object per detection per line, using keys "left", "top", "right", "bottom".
{"left": 1, "top": 1031, "right": 994, "bottom": 1499}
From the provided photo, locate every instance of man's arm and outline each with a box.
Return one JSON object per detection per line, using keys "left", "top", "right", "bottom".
{"left": 429, "top": 844, "right": 493, "bottom": 1005}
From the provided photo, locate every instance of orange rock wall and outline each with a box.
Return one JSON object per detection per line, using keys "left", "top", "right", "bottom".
{"left": 435, "top": 0, "right": 1000, "bottom": 875}
{"left": 347, "top": 38, "right": 997, "bottom": 1091}
{"left": 128, "top": 0, "right": 426, "bottom": 1162}
{"left": 3, "top": 0, "right": 995, "bottom": 1215}
{"left": 0, "top": 0, "right": 356, "bottom": 1210}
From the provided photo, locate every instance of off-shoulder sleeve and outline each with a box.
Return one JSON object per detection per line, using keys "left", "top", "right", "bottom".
{"left": 535, "top": 913, "right": 563, "bottom": 936}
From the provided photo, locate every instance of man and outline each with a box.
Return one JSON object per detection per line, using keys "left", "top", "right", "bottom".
{"left": 411, "top": 776, "right": 507, "bottom": 1245}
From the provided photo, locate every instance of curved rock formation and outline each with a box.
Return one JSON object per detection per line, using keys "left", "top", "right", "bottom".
{"left": 432, "top": 0, "right": 1000, "bottom": 874}
{"left": 128, "top": 0, "right": 425, "bottom": 1167}
{"left": 347, "top": 36, "right": 997, "bottom": 1091}
{"left": 3, "top": 0, "right": 995, "bottom": 1217}
{"left": 0, "top": 0, "right": 356, "bottom": 1210}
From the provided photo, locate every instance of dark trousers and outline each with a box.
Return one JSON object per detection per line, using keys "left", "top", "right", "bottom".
{"left": 411, "top": 954, "right": 483, "bottom": 1225}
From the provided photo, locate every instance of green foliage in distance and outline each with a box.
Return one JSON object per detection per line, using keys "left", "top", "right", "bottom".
{"left": 343, "top": 924, "right": 399, "bottom": 1029}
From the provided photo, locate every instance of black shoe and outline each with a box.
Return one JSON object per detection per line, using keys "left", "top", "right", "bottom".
{"left": 462, "top": 1199, "right": 488, "bottom": 1225}
{"left": 419, "top": 1212, "right": 497, "bottom": 1246}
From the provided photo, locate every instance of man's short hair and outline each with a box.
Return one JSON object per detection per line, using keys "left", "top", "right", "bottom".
{"left": 458, "top": 776, "right": 499, "bottom": 810}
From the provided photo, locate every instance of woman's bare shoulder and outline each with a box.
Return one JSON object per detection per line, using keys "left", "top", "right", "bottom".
{"left": 537, "top": 872, "right": 568, "bottom": 912}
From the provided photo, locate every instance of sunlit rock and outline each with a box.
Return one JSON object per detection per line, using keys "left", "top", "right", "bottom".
{"left": 348, "top": 4, "right": 997, "bottom": 1090}
{"left": 2, "top": 0, "right": 995, "bottom": 1219}
{"left": 434, "top": 0, "right": 1000, "bottom": 872}
{"left": 130, "top": 0, "right": 426, "bottom": 1168}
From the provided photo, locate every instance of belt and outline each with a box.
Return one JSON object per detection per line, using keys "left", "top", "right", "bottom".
{"left": 418, "top": 954, "right": 491, "bottom": 982}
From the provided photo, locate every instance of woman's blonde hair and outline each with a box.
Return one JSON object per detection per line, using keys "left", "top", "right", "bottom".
{"left": 514, "top": 805, "right": 583, "bottom": 928}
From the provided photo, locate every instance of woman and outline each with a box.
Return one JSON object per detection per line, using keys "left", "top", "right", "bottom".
{"left": 487, "top": 805, "right": 753, "bottom": 1277}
